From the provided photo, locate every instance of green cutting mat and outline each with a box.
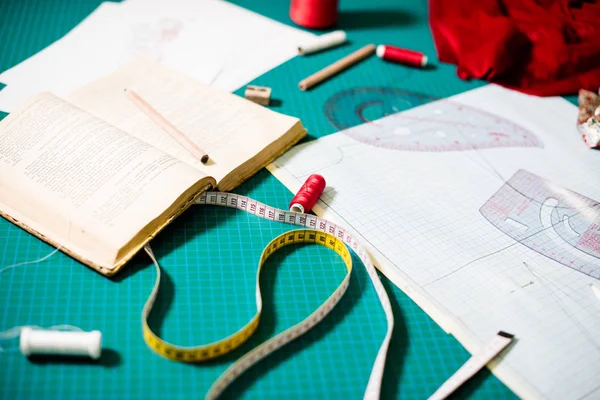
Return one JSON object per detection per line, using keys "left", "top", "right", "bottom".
{"left": 0, "top": 0, "right": 518, "bottom": 399}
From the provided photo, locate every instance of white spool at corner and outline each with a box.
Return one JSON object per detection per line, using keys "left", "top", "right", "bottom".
{"left": 289, "top": 203, "right": 305, "bottom": 213}
{"left": 20, "top": 327, "right": 102, "bottom": 359}
{"left": 298, "top": 30, "right": 347, "bottom": 55}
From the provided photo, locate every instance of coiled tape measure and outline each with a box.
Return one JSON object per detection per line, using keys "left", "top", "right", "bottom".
{"left": 142, "top": 192, "right": 394, "bottom": 400}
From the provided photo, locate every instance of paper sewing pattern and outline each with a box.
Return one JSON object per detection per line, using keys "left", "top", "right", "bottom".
{"left": 324, "top": 87, "right": 543, "bottom": 151}
{"left": 269, "top": 85, "right": 600, "bottom": 400}
{"left": 480, "top": 169, "right": 600, "bottom": 280}
{"left": 129, "top": 18, "right": 184, "bottom": 60}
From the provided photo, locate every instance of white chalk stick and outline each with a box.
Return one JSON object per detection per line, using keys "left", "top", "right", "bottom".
{"left": 298, "top": 30, "right": 347, "bottom": 55}
{"left": 20, "top": 327, "right": 102, "bottom": 359}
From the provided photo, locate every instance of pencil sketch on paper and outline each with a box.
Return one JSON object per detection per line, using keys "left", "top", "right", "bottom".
{"left": 480, "top": 169, "right": 600, "bottom": 279}
{"left": 323, "top": 87, "right": 543, "bottom": 151}
{"left": 129, "top": 18, "right": 184, "bottom": 61}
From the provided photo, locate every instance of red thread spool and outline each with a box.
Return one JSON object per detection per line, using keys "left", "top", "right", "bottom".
{"left": 289, "top": 174, "right": 326, "bottom": 213}
{"left": 290, "top": 0, "right": 338, "bottom": 29}
{"left": 376, "top": 45, "right": 428, "bottom": 68}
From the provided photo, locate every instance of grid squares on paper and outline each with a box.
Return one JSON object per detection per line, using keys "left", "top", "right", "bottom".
{"left": 0, "top": 0, "right": 515, "bottom": 399}
{"left": 271, "top": 91, "right": 600, "bottom": 399}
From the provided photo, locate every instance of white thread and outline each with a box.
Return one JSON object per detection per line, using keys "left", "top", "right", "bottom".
{"left": 0, "top": 325, "right": 83, "bottom": 353}
{"left": 20, "top": 327, "right": 101, "bottom": 359}
{"left": 0, "top": 248, "right": 60, "bottom": 277}
{"left": 0, "top": 224, "right": 85, "bottom": 354}
{"left": 0, "top": 248, "right": 65, "bottom": 353}
{"left": 298, "top": 30, "right": 347, "bottom": 55}
{"left": 0, "top": 219, "right": 71, "bottom": 277}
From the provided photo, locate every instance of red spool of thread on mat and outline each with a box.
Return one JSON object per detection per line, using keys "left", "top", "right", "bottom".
{"left": 290, "top": 0, "right": 338, "bottom": 29}
{"left": 376, "top": 45, "right": 428, "bottom": 68}
{"left": 289, "top": 174, "right": 326, "bottom": 213}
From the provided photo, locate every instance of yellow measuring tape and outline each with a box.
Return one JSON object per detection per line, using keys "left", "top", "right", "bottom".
{"left": 143, "top": 229, "right": 351, "bottom": 362}
{"left": 142, "top": 192, "right": 393, "bottom": 400}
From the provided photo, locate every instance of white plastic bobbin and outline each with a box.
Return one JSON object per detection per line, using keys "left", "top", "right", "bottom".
{"left": 298, "top": 30, "right": 347, "bottom": 55}
{"left": 20, "top": 327, "right": 102, "bottom": 359}
{"left": 289, "top": 203, "right": 305, "bottom": 214}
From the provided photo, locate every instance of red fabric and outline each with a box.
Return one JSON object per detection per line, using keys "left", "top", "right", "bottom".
{"left": 429, "top": 0, "right": 600, "bottom": 96}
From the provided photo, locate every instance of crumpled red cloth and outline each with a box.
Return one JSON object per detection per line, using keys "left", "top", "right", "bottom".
{"left": 429, "top": 0, "right": 600, "bottom": 96}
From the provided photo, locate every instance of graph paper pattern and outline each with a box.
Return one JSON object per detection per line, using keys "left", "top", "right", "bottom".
{"left": 0, "top": 0, "right": 516, "bottom": 398}
{"left": 480, "top": 169, "right": 600, "bottom": 279}
{"left": 324, "top": 88, "right": 543, "bottom": 152}
{"left": 270, "top": 86, "right": 600, "bottom": 400}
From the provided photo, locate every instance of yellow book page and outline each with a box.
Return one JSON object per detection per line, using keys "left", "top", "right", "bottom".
{"left": 0, "top": 93, "right": 213, "bottom": 271}
{"left": 67, "top": 57, "right": 303, "bottom": 190}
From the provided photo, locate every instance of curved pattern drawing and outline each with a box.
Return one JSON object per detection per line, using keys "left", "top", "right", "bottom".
{"left": 130, "top": 18, "right": 184, "bottom": 60}
{"left": 324, "top": 87, "right": 543, "bottom": 151}
{"left": 324, "top": 87, "right": 437, "bottom": 131}
{"left": 480, "top": 170, "right": 600, "bottom": 279}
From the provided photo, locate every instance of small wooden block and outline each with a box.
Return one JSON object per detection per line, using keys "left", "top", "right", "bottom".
{"left": 244, "top": 85, "right": 271, "bottom": 106}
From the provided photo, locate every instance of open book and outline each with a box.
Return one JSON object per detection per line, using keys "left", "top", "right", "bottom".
{"left": 0, "top": 58, "right": 306, "bottom": 276}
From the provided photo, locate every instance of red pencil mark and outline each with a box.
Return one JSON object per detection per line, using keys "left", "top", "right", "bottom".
{"left": 577, "top": 223, "right": 600, "bottom": 254}
{"left": 480, "top": 170, "right": 600, "bottom": 279}
{"left": 517, "top": 198, "right": 533, "bottom": 216}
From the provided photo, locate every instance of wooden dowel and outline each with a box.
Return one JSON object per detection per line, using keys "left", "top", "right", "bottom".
{"left": 298, "top": 44, "right": 376, "bottom": 91}
{"left": 125, "top": 89, "right": 209, "bottom": 164}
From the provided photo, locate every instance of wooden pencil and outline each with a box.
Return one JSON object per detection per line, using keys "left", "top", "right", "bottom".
{"left": 124, "top": 89, "right": 209, "bottom": 164}
{"left": 298, "top": 44, "right": 376, "bottom": 91}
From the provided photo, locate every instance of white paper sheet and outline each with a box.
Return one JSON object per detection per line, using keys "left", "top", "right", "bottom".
{"left": 162, "top": 1, "right": 312, "bottom": 92}
{"left": 0, "top": 0, "right": 313, "bottom": 112}
{"left": 269, "top": 85, "right": 600, "bottom": 400}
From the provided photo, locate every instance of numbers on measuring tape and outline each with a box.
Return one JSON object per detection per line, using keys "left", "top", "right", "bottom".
{"left": 142, "top": 229, "right": 352, "bottom": 364}
{"left": 140, "top": 192, "right": 394, "bottom": 400}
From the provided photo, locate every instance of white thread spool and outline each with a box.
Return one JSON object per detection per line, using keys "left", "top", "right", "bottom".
{"left": 298, "top": 30, "right": 347, "bottom": 55}
{"left": 20, "top": 327, "right": 102, "bottom": 359}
